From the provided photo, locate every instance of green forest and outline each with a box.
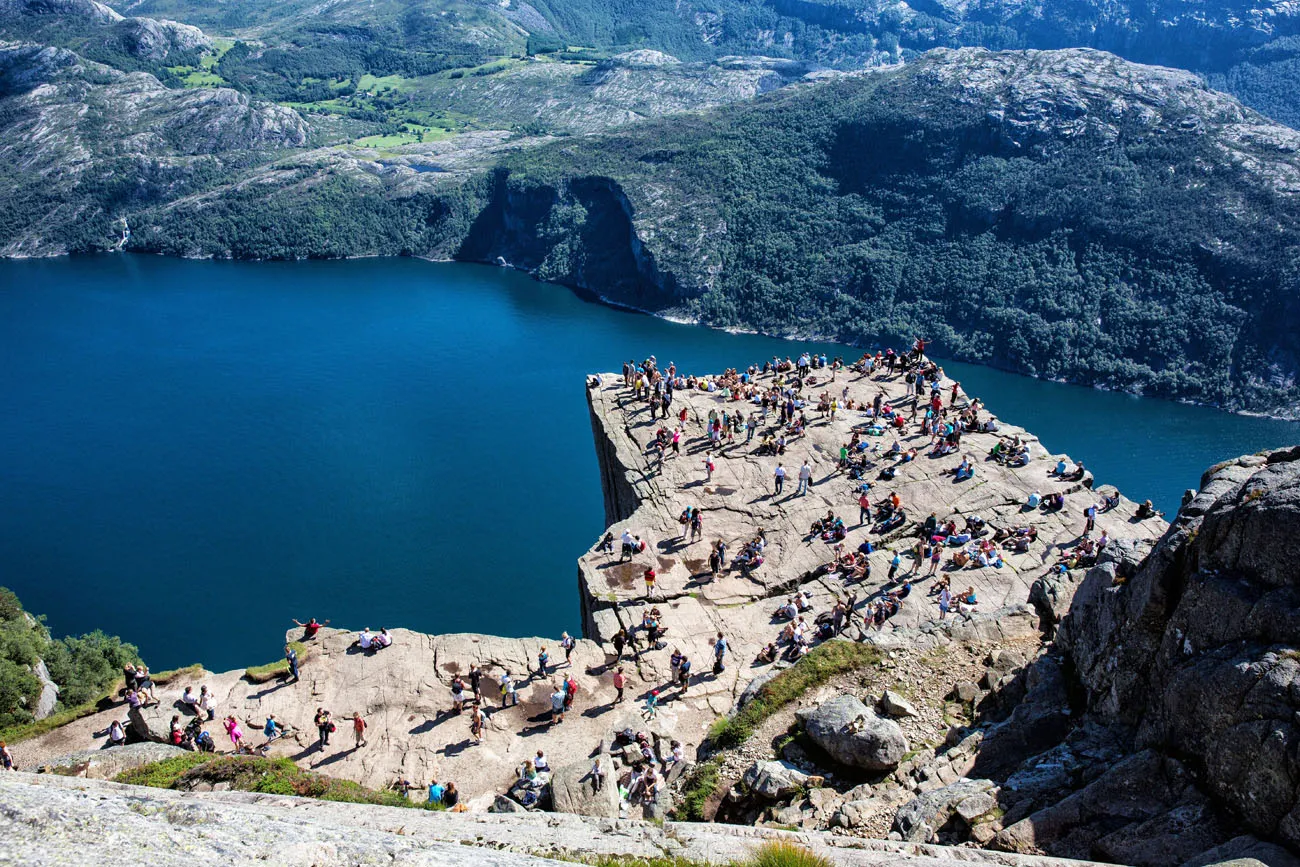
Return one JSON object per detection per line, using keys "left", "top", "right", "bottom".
{"left": 0, "top": 588, "right": 140, "bottom": 733}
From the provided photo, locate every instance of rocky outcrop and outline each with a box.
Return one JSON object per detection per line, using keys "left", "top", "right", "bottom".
{"left": 549, "top": 757, "right": 619, "bottom": 818}
{"left": 797, "top": 696, "right": 907, "bottom": 773}
{"left": 38, "top": 742, "right": 189, "bottom": 779}
{"left": 1051, "top": 447, "right": 1300, "bottom": 852}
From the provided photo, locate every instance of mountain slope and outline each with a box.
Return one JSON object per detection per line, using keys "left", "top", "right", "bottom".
{"left": 458, "top": 48, "right": 1300, "bottom": 413}
{"left": 89, "top": 0, "right": 1300, "bottom": 127}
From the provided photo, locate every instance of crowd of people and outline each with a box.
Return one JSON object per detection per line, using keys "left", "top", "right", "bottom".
{"left": 608, "top": 338, "right": 1138, "bottom": 680}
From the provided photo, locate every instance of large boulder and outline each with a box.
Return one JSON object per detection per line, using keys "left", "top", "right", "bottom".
{"left": 39, "top": 743, "right": 188, "bottom": 779}
{"left": 741, "top": 760, "right": 811, "bottom": 800}
{"left": 548, "top": 757, "right": 618, "bottom": 818}
{"left": 796, "top": 694, "right": 906, "bottom": 771}
{"left": 128, "top": 702, "right": 176, "bottom": 743}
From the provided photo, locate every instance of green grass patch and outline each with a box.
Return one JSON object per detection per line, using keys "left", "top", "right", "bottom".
{"left": 116, "top": 755, "right": 446, "bottom": 810}
{"left": 708, "top": 641, "right": 881, "bottom": 750}
{"left": 747, "top": 841, "right": 834, "bottom": 867}
{"left": 357, "top": 73, "right": 415, "bottom": 93}
{"left": 244, "top": 642, "right": 308, "bottom": 684}
{"left": 674, "top": 756, "right": 721, "bottom": 821}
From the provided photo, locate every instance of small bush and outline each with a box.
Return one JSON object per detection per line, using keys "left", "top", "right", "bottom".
{"left": 745, "top": 841, "right": 833, "bottom": 867}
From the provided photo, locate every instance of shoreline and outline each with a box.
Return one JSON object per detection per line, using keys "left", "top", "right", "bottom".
{"left": 4, "top": 248, "right": 1297, "bottom": 421}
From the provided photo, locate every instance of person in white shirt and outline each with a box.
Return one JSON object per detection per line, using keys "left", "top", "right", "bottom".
{"left": 797, "top": 461, "right": 813, "bottom": 495}
{"left": 773, "top": 464, "right": 786, "bottom": 495}
{"left": 374, "top": 629, "right": 393, "bottom": 649}
{"left": 358, "top": 628, "right": 373, "bottom": 650}
{"left": 181, "top": 686, "right": 201, "bottom": 713}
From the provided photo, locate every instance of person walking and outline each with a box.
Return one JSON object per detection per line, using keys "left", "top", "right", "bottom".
{"left": 350, "top": 712, "right": 367, "bottom": 748}
{"left": 644, "top": 689, "right": 659, "bottom": 719}
{"left": 223, "top": 715, "right": 243, "bottom": 753}
{"left": 613, "top": 666, "right": 626, "bottom": 703}
{"left": 773, "top": 464, "right": 786, "bottom": 495}
{"left": 797, "top": 460, "right": 812, "bottom": 496}
{"left": 703, "top": 456, "right": 714, "bottom": 482}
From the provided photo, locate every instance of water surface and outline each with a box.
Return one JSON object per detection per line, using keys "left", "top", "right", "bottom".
{"left": 1, "top": 255, "right": 1296, "bottom": 670}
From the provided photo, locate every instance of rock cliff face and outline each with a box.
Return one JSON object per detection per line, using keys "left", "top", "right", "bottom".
{"left": 1055, "top": 446, "right": 1300, "bottom": 851}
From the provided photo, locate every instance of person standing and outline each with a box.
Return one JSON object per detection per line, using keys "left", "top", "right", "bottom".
{"left": 859, "top": 491, "right": 872, "bottom": 525}
{"left": 536, "top": 647, "right": 550, "bottom": 677}
{"left": 644, "top": 566, "right": 657, "bottom": 598}
{"left": 285, "top": 645, "right": 299, "bottom": 683}
{"left": 703, "top": 456, "right": 714, "bottom": 482}
{"left": 350, "top": 712, "right": 367, "bottom": 748}
{"left": 773, "top": 463, "right": 786, "bottom": 495}
{"left": 499, "top": 671, "right": 518, "bottom": 707}
{"left": 613, "top": 666, "right": 626, "bottom": 703}
{"left": 1084, "top": 503, "right": 1097, "bottom": 537}
{"left": 797, "top": 460, "right": 813, "bottom": 496}
{"left": 314, "top": 708, "right": 332, "bottom": 750}
{"left": 550, "top": 685, "right": 566, "bottom": 725}
{"left": 560, "top": 633, "right": 576, "bottom": 667}
{"left": 712, "top": 632, "right": 729, "bottom": 675}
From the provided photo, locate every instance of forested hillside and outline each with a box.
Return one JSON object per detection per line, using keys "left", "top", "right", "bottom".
{"left": 109, "top": 50, "right": 1300, "bottom": 414}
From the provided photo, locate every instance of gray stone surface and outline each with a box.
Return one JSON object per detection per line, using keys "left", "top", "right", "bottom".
{"left": 797, "top": 695, "right": 907, "bottom": 772}
{"left": 893, "top": 778, "right": 997, "bottom": 843}
{"left": 879, "top": 690, "right": 917, "bottom": 718}
{"left": 742, "top": 759, "right": 812, "bottom": 800}
{"left": 0, "top": 772, "right": 1128, "bottom": 867}
{"left": 549, "top": 757, "right": 618, "bottom": 818}
{"left": 1056, "top": 448, "right": 1300, "bottom": 852}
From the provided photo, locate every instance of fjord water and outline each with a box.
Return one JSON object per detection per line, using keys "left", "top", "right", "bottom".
{"left": 2, "top": 255, "right": 1298, "bottom": 671}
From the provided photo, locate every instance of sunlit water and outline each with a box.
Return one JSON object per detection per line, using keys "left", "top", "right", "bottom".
{"left": 2, "top": 255, "right": 1297, "bottom": 669}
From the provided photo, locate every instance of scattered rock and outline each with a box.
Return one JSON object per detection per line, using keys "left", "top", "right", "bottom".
{"left": 879, "top": 690, "right": 918, "bottom": 718}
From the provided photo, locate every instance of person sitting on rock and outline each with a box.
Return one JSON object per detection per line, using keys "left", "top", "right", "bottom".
{"left": 108, "top": 719, "right": 127, "bottom": 747}
{"left": 293, "top": 617, "right": 330, "bottom": 639}
{"left": 181, "top": 686, "right": 202, "bottom": 715}
{"left": 357, "top": 627, "right": 374, "bottom": 651}
{"left": 1135, "top": 499, "right": 1162, "bottom": 520}
{"left": 756, "top": 642, "right": 778, "bottom": 664}
{"left": 373, "top": 628, "right": 393, "bottom": 650}
{"left": 773, "top": 598, "right": 798, "bottom": 621}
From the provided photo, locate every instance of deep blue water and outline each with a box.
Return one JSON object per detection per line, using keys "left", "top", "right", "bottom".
{"left": 2, "top": 254, "right": 1298, "bottom": 671}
